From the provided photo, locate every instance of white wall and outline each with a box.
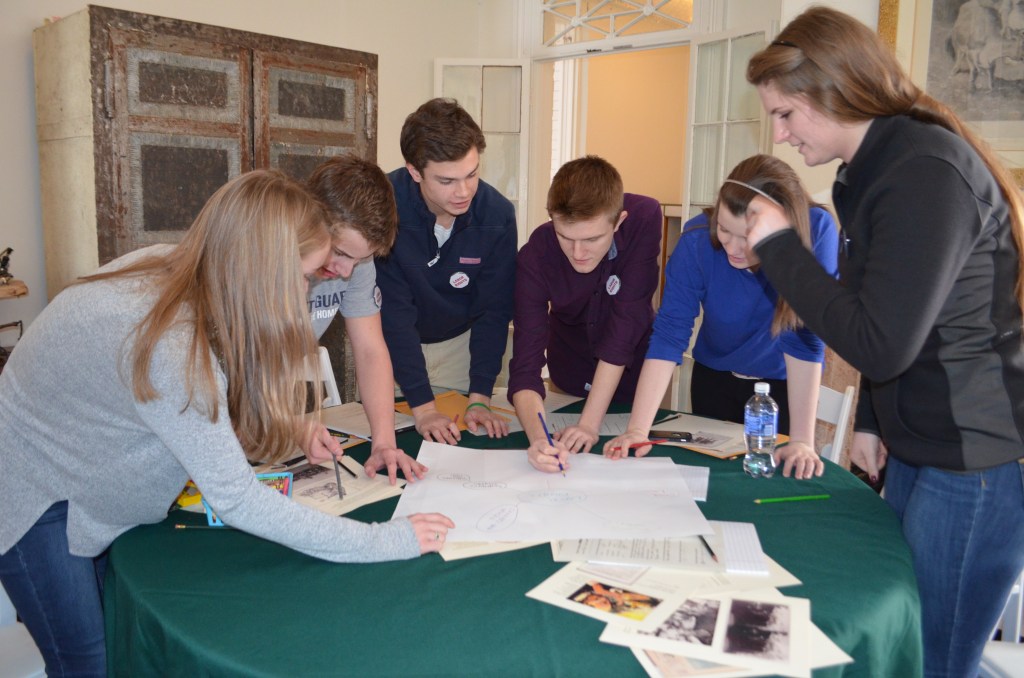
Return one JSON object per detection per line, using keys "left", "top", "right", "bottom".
{"left": 0, "top": 0, "right": 518, "bottom": 331}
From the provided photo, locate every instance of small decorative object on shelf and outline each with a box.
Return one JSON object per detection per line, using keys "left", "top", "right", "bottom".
{"left": 0, "top": 247, "right": 12, "bottom": 285}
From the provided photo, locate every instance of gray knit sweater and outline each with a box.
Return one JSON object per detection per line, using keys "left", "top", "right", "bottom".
{"left": 0, "top": 247, "right": 419, "bottom": 561}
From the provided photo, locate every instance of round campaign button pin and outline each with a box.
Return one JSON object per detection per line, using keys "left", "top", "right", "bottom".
{"left": 373, "top": 285, "right": 382, "bottom": 309}
{"left": 606, "top": 274, "right": 621, "bottom": 296}
{"left": 450, "top": 271, "right": 470, "bottom": 289}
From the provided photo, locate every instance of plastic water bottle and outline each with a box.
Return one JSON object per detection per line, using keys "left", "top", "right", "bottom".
{"left": 743, "top": 382, "right": 778, "bottom": 478}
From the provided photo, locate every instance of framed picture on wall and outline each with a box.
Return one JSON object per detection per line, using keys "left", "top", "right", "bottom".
{"left": 885, "top": 0, "right": 1024, "bottom": 186}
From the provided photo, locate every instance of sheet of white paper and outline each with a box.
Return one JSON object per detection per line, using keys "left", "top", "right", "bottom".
{"left": 719, "top": 522, "right": 769, "bottom": 576}
{"left": 439, "top": 540, "right": 543, "bottom": 561}
{"left": 551, "top": 536, "right": 725, "bottom": 573}
{"left": 677, "top": 465, "right": 709, "bottom": 502}
{"left": 393, "top": 442, "right": 712, "bottom": 542}
{"left": 545, "top": 412, "right": 634, "bottom": 437}
{"left": 318, "top": 402, "right": 415, "bottom": 440}
{"left": 490, "top": 387, "right": 583, "bottom": 413}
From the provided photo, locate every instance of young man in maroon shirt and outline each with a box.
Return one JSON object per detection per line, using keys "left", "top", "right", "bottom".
{"left": 507, "top": 156, "right": 662, "bottom": 472}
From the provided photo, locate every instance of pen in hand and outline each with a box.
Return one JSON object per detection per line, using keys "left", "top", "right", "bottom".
{"left": 537, "top": 412, "right": 565, "bottom": 476}
{"left": 332, "top": 455, "right": 346, "bottom": 500}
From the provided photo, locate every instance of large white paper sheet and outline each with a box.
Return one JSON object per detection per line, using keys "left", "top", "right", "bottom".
{"left": 393, "top": 442, "right": 713, "bottom": 542}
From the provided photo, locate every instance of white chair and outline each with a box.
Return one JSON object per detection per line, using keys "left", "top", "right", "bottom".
{"left": 0, "top": 582, "right": 46, "bottom": 678}
{"left": 306, "top": 346, "right": 341, "bottom": 407}
{"left": 816, "top": 385, "right": 855, "bottom": 464}
{"left": 980, "top": 570, "right": 1024, "bottom": 677}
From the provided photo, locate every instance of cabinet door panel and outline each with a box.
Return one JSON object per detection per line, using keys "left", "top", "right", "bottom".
{"left": 130, "top": 132, "right": 242, "bottom": 239}
{"left": 254, "top": 51, "right": 374, "bottom": 180}
{"left": 104, "top": 28, "right": 252, "bottom": 258}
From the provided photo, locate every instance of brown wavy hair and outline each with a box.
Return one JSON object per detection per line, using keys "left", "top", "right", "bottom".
{"left": 308, "top": 155, "right": 398, "bottom": 255}
{"left": 709, "top": 154, "right": 824, "bottom": 335}
{"left": 746, "top": 5, "right": 1024, "bottom": 317}
{"left": 80, "top": 169, "right": 329, "bottom": 463}
{"left": 400, "top": 98, "right": 486, "bottom": 172}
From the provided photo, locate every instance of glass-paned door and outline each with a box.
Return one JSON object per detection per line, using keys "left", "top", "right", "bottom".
{"left": 684, "top": 29, "right": 767, "bottom": 220}
{"left": 435, "top": 59, "right": 531, "bottom": 246}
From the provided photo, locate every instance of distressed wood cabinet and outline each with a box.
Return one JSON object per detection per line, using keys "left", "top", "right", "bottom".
{"left": 34, "top": 5, "right": 378, "bottom": 297}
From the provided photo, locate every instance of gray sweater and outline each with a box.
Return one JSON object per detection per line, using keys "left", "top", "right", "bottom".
{"left": 0, "top": 247, "right": 419, "bottom": 561}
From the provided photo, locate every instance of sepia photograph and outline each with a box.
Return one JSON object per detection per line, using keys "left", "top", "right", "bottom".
{"left": 651, "top": 598, "right": 721, "bottom": 647}
{"left": 723, "top": 600, "right": 791, "bottom": 662}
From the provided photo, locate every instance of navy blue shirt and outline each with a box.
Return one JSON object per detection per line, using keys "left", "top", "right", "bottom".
{"left": 377, "top": 167, "right": 517, "bottom": 408}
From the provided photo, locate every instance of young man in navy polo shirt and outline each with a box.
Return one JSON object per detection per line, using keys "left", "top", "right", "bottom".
{"left": 508, "top": 156, "right": 662, "bottom": 472}
{"left": 376, "top": 98, "right": 517, "bottom": 443}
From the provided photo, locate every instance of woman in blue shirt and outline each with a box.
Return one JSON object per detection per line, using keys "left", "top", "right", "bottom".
{"left": 606, "top": 154, "right": 838, "bottom": 479}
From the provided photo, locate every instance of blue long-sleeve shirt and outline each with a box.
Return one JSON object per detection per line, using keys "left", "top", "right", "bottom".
{"left": 647, "top": 207, "right": 838, "bottom": 378}
{"left": 376, "top": 167, "right": 517, "bottom": 408}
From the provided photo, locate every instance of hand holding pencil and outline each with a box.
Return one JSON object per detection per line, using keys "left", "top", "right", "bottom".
{"left": 527, "top": 413, "right": 570, "bottom": 474}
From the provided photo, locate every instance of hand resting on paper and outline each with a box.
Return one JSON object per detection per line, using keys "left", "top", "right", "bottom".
{"left": 407, "top": 513, "right": 456, "bottom": 554}
{"left": 528, "top": 436, "right": 571, "bottom": 473}
{"left": 463, "top": 399, "right": 510, "bottom": 439}
{"left": 412, "top": 402, "right": 461, "bottom": 445}
{"left": 775, "top": 440, "right": 825, "bottom": 479}
{"left": 365, "top": 443, "right": 427, "bottom": 485}
{"left": 603, "top": 428, "right": 656, "bottom": 460}
{"left": 553, "top": 423, "right": 599, "bottom": 454}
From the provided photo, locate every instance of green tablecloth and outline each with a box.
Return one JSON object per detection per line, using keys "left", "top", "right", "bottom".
{"left": 105, "top": 415, "right": 922, "bottom": 677}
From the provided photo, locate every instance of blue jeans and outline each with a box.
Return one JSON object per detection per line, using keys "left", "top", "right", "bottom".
{"left": 885, "top": 457, "right": 1024, "bottom": 678}
{"left": 0, "top": 501, "right": 108, "bottom": 677}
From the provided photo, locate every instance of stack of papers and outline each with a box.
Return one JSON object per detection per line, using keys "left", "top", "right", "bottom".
{"left": 393, "top": 442, "right": 712, "bottom": 542}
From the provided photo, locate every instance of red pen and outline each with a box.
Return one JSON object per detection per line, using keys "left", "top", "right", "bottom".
{"left": 615, "top": 439, "right": 669, "bottom": 452}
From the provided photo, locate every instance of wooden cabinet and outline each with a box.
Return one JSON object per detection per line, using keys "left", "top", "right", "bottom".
{"left": 34, "top": 6, "right": 378, "bottom": 297}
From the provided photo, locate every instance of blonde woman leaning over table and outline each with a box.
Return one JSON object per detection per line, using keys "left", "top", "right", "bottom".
{"left": 744, "top": 7, "right": 1024, "bottom": 677}
{"left": 605, "top": 155, "right": 836, "bottom": 480}
{"left": 0, "top": 169, "right": 453, "bottom": 678}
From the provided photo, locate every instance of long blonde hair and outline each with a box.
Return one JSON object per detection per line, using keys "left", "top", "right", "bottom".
{"left": 82, "top": 169, "right": 329, "bottom": 462}
{"left": 709, "top": 154, "right": 825, "bottom": 335}
{"left": 747, "top": 6, "right": 1024, "bottom": 316}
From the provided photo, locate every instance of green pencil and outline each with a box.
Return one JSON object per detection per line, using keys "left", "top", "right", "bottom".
{"left": 753, "top": 494, "right": 830, "bottom": 504}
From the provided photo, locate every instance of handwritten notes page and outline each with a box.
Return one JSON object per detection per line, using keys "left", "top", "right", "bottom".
{"left": 393, "top": 442, "right": 711, "bottom": 542}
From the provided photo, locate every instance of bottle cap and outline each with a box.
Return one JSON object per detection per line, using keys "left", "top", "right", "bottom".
{"left": 754, "top": 382, "right": 770, "bottom": 395}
